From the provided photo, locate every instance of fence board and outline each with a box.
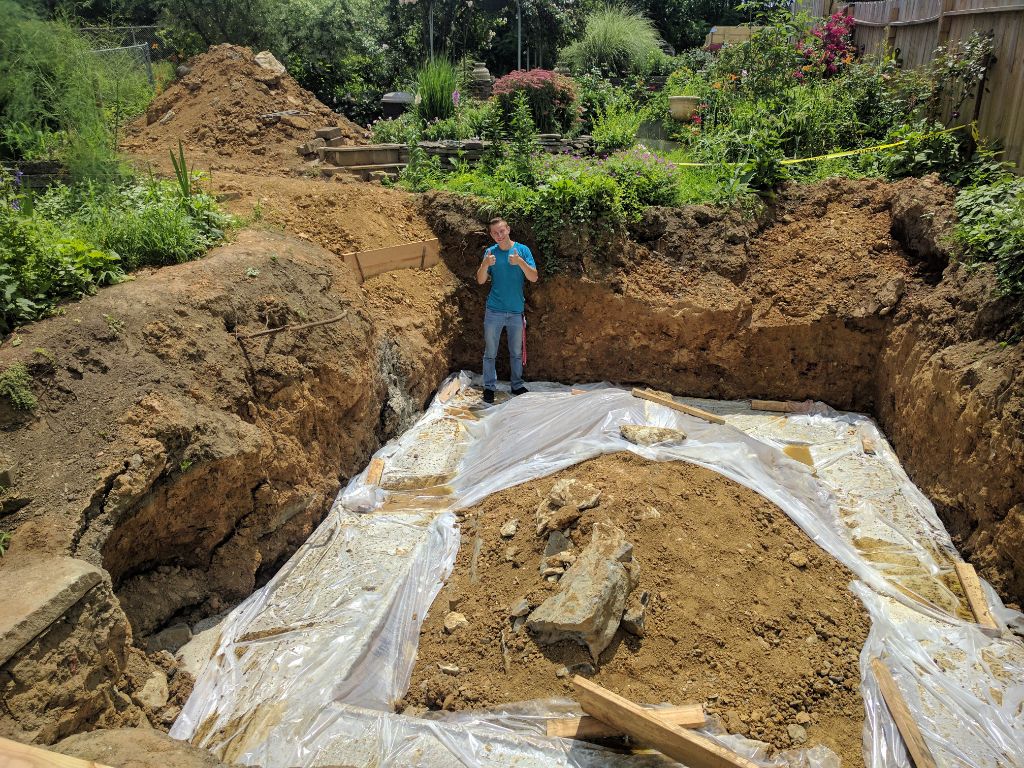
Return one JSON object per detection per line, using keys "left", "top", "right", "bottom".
{"left": 849, "top": 0, "right": 1024, "bottom": 170}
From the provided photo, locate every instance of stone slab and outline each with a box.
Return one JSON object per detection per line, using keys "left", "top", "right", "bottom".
{"left": 0, "top": 556, "right": 103, "bottom": 666}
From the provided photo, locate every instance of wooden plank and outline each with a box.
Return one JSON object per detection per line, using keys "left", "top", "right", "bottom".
{"left": 954, "top": 562, "right": 999, "bottom": 630}
{"left": 572, "top": 677, "right": 759, "bottom": 768}
{"left": 437, "top": 377, "right": 461, "bottom": 404}
{"left": 547, "top": 703, "right": 705, "bottom": 739}
{"left": 0, "top": 736, "right": 114, "bottom": 768}
{"left": 341, "top": 239, "right": 441, "bottom": 283}
{"left": 631, "top": 389, "right": 726, "bottom": 425}
{"left": 870, "top": 659, "right": 939, "bottom": 768}
{"left": 366, "top": 458, "right": 385, "bottom": 486}
{"left": 750, "top": 399, "right": 802, "bottom": 413}
{"left": 570, "top": 388, "right": 587, "bottom": 395}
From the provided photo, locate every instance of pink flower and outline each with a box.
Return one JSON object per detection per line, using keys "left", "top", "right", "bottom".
{"left": 452, "top": 89, "right": 460, "bottom": 107}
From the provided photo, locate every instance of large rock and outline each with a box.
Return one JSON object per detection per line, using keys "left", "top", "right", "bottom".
{"left": 526, "top": 522, "right": 638, "bottom": 659}
{"left": 535, "top": 478, "right": 601, "bottom": 535}
{"left": 619, "top": 424, "right": 686, "bottom": 446}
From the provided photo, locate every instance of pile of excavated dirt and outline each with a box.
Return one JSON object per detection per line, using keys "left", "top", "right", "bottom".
{"left": 210, "top": 171, "right": 432, "bottom": 254}
{"left": 122, "top": 44, "right": 366, "bottom": 175}
{"left": 401, "top": 453, "right": 870, "bottom": 768}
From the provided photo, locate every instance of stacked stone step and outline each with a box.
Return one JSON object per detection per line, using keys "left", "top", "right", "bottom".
{"left": 297, "top": 127, "right": 356, "bottom": 159}
{"left": 417, "top": 140, "right": 487, "bottom": 169}
{"left": 315, "top": 142, "right": 409, "bottom": 183}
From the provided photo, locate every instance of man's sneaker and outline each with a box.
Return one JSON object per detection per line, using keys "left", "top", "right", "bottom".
{"left": 511, "top": 386, "right": 529, "bottom": 396}
{"left": 483, "top": 389, "right": 495, "bottom": 404}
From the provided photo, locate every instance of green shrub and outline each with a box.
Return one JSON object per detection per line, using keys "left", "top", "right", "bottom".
{"left": 371, "top": 113, "right": 418, "bottom": 144}
{"left": 603, "top": 148, "right": 679, "bottom": 215}
{"left": 0, "top": 2, "right": 154, "bottom": 180}
{"left": 560, "top": 4, "right": 666, "bottom": 78}
{"left": 592, "top": 98, "right": 642, "bottom": 154}
{"left": 956, "top": 176, "right": 1024, "bottom": 298}
{"left": 492, "top": 69, "right": 577, "bottom": 135}
{"left": 0, "top": 363, "right": 36, "bottom": 410}
{"left": 415, "top": 59, "right": 461, "bottom": 124}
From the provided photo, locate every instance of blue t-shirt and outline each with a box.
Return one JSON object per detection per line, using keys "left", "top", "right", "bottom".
{"left": 484, "top": 242, "right": 535, "bottom": 314}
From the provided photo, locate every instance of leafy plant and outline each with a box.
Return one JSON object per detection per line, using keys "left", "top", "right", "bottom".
{"left": 492, "top": 69, "right": 578, "bottom": 134}
{"left": 592, "top": 98, "right": 642, "bottom": 154}
{"left": 170, "top": 140, "right": 193, "bottom": 199}
{"left": 0, "top": 530, "right": 10, "bottom": 556}
{"left": 0, "top": 363, "right": 36, "bottom": 410}
{"left": 956, "top": 176, "right": 1024, "bottom": 298}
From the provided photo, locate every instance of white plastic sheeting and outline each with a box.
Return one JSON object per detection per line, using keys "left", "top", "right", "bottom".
{"left": 172, "top": 373, "right": 1024, "bottom": 767}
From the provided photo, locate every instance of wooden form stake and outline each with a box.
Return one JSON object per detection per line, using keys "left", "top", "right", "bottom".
{"left": 547, "top": 703, "right": 705, "bottom": 739}
{"left": 870, "top": 659, "right": 938, "bottom": 768}
{"left": 572, "top": 677, "right": 758, "bottom": 768}
{"left": 366, "top": 458, "right": 385, "bottom": 486}
{"left": 954, "top": 562, "right": 999, "bottom": 631}
{"left": 0, "top": 736, "right": 114, "bottom": 768}
{"left": 631, "top": 389, "right": 726, "bottom": 425}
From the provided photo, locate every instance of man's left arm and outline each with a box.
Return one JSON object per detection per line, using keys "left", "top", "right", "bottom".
{"left": 512, "top": 246, "right": 539, "bottom": 283}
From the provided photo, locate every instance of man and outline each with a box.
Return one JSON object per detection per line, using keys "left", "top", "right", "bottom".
{"left": 476, "top": 217, "right": 538, "bottom": 404}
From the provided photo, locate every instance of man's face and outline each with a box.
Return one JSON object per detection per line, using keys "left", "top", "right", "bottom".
{"left": 489, "top": 222, "right": 510, "bottom": 243}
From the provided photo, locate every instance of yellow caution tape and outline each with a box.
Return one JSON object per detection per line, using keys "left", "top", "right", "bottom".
{"left": 663, "top": 122, "right": 976, "bottom": 168}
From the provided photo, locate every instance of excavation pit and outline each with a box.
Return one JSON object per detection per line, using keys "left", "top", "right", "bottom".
{"left": 167, "top": 378, "right": 1024, "bottom": 768}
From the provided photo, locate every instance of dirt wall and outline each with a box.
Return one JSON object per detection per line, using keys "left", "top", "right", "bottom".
{"left": 0, "top": 229, "right": 459, "bottom": 647}
{"left": 424, "top": 177, "right": 1024, "bottom": 607}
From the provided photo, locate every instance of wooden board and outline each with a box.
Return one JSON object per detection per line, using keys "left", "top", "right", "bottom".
{"left": 631, "top": 389, "right": 726, "bottom": 425}
{"left": 572, "top": 677, "right": 759, "bottom": 768}
{"left": 783, "top": 444, "right": 815, "bottom": 467}
{"left": 954, "top": 562, "right": 999, "bottom": 630}
{"left": 870, "top": 658, "right": 938, "bottom": 768}
{"left": 0, "top": 736, "right": 114, "bottom": 768}
{"left": 366, "top": 458, "right": 385, "bottom": 486}
{"left": 750, "top": 399, "right": 802, "bottom": 413}
{"left": 341, "top": 239, "right": 441, "bottom": 283}
{"left": 547, "top": 703, "right": 705, "bottom": 739}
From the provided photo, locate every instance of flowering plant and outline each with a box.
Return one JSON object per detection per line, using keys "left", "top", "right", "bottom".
{"left": 798, "top": 12, "right": 856, "bottom": 77}
{"left": 492, "top": 69, "right": 578, "bottom": 133}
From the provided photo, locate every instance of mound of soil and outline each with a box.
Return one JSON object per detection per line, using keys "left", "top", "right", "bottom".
{"left": 123, "top": 44, "right": 366, "bottom": 175}
{"left": 402, "top": 453, "right": 870, "bottom": 767}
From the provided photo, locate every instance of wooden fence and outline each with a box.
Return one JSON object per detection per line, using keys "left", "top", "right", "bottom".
{"left": 797, "top": 0, "right": 1024, "bottom": 171}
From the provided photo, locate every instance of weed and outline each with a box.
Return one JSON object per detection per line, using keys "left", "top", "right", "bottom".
{"left": 0, "top": 363, "right": 36, "bottom": 410}
{"left": 32, "top": 347, "right": 55, "bottom": 364}
{"left": 245, "top": 267, "right": 261, "bottom": 278}
{"left": 103, "top": 314, "right": 124, "bottom": 335}
{"left": 0, "top": 530, "right": 10, "bottom": 556}
{"left": 179, "top": 459, "right": 193, "bottom": 472}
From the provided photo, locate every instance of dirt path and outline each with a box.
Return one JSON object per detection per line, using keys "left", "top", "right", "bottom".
{"left": 401, "top": 452, "right": 869, "bottom": 768}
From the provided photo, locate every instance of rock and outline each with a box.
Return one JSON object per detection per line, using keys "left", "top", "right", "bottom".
{"left": 622, "top": 590, "right": 649, "bottom": 637}
{"left": 157, "top": 109, "right": 175, "bottom": 125}
{"left": 541, "top": 566, "right": 565, "bottom": 577}
{"left": 544, "top": 531, "right": 573, "bottom": 557}
{"left": 147, "top": 623, "right": 192, "bottom": 654}
{"left": 509, "top": 598, "right": 531, "bottom": 618}
{"left": 632, "top": 506, "right": 662, "bottom": 521}
{"left": 134, "top": 670, "right": 169, "bottom": 710}
{"left": 787, "top": 723, "right": 808, "bottom": 744}
{"left": 555, "top": 665, "right": 570, "bottom": 678}
{"left": 545, "top": 551, "right": 575, "bottom": 567}
{"left": 504, "top": 546, "right": 519, "bottom": 563}
{"left": 526, "top": 522, "right": 638, "bottom": 659}
{"left": 796, "top": 711, "right": 811, "bottom": 725}
{"left": 175, "top": 64, "right": 191, "bottom": 79}
{"left": 536, "top": 478, "right": 602, "bottom": 534}
{"left": 788, "top": 551, "right": 809, "bottom": 569}
{"left": 438, "top": 664, "right": 460, "bottom": 675}
{"left": 619, "top": 424, "right": 687, "bottom": 446}
{"left": 500, "top": 519, "right": 519, "bottom": 538}
{"left": 280, "top": 114, "right": 310, "bottom": 130}
{"left": 443, "top": 612, "right": 468, "bottom": 634}
{"left": 254, "top": 50, "right": 286, "bottom": 75}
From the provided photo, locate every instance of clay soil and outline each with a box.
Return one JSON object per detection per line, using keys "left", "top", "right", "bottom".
{"left": 402, "top": 453, "right": 870, "bottom": 768}
{"left": 122, "top": 44, "right": 366, "bottom": 176}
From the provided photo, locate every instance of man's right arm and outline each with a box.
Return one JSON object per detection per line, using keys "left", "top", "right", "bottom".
{"left": 476, "top": 250, "right": 493, "bottom": 284}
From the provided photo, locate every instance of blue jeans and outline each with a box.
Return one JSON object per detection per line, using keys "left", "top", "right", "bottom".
{"left": 483, "top": 308, "right": 524, "bottom": 391}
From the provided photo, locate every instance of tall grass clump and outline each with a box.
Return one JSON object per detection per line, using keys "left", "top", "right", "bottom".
{"left": 415, "top": 59, "right": 461, "bottom": 123}
{"left": 560, "top": 4, "right": 665, "bottom": 77}
{"left": 0, "top": 2, "right": 142, "bottom": 180}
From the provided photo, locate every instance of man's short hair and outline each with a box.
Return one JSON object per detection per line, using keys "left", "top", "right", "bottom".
{"left": 488, "top": 217, "right": 507, "bottom": 230}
